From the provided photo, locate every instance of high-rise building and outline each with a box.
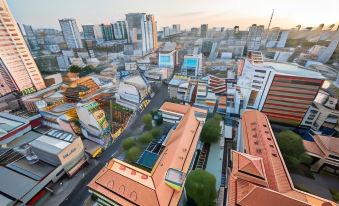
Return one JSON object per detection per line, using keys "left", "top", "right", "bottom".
{"left": 172, "top": 24, "right": 180, "bottom": 34}
{"left": 246, "top": 24, "right": 264, "bottom": 50}
{"left": 142, "top": 14, "right": 158, "bottom": 54}
{"left": 82, "top": 24, "right": 103, "bottom": 41}
{"left": 82, "top": 25, "right": 95, "bottom": 40}
{"left": 23, "top": 24, "right": 40, "bottom": 55}
{"left": 59, "top": 18, "right": 83, "bottom": 49}
{"left": 163, "top": 26, "right": 170, "bottom": 37}
{"left": 112, "top": 21, "right": 128, "bottom": 40}
{"left": 126, "top": 13, "right": 158, "bottom": 55}
{"left": 99, "top": 24, "right": 114, "bottom": 41}
{"left": 317, "top": 32, "right": 339, "bottom": 63}
{"left": 200, "top": 24, "right": 208, "bottom": 38}
{"left": 266, "top": 27, "right": 289, "bottom": 48}
{"left": 0, "top": 0, "right": 45, "bottom": 96}
{"left": 237, "top": 51, "right": 325, "bottom": 126}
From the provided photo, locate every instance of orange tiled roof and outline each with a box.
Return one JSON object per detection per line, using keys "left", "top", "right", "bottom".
{"left": 227, "top": 110, "right": 337, "bottom": 206}
{"left": 313, "top": 135, "right": 339, "bottom": 157}
{"left": 159, "top": 102, "right": 190, "bottom": 115}
{"left": 303, "top": 140, "right": 326, "bottom": 157}
{"left": 88, "top": 103, "right": 206, "bottom": 206}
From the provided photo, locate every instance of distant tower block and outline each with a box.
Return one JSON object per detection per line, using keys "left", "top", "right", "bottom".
{"left": 317, "top": 32, "right": 339, "bottom": 63}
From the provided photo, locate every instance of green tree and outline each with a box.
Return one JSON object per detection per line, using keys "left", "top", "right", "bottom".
{"left": 276, "top": 130, "right": 311, "bottom": 172}
{"left": 83, "top": 65, "right": 94, "bottom": 72}
{"left": 125, "top": 146, "right": 142, "bottom": 163}
{"left": 150, "top": 127, "right": 163, "bottom": 139}
{"left": 122, "top": 137, "right": 136, "bottom": 151}
{"left": 213, "top": 114, "right": 223, "bottom": 122}
{"left": 142, "top": 114, "right": 153, "bottom": 130}
{"left": 185, "top": 170, "right": 217, "bottom": 206}
{"left": 200, "top": 115, "right": 221, "bottom": 144}
{"left": 69, "top": 65, "right": 82, "bottom": 73}
{"left": 139, "top": 131, "right": 153, "bottom": 145}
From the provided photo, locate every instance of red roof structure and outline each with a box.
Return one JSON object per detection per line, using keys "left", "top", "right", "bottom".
{"left": 227, "top": 110, "right": 337, "bottom": 206}
{"left": 88, "top": 102, "right": 207, "bottom": 206}
{"left": 303, "top": 135, "right": 339, "bottom": 173}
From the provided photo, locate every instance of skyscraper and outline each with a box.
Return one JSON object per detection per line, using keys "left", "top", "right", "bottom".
{"left": 99, "top": 24, "right": 114, "bottom": 41}
{"left": 82, "top": 24, "right": 103, "bottom": 41}
{"left": 23, "top": 24, "right": 40, "bottom": 55}
{"left": 163, "top": 26, "right": 170, "bottom": 37}
{"left": 172, "top": 24, "right": 181, "bottom": 34}
{"left": 126, "top": 13, "right": 158, "bottom": 55}
{"left": 112, "top": 21, "right": 128, "bottom": 40}
{"left": 265, "top": 27, "right": 289, "bottom": 48}
{"left": 317, "top": 32, "right": 339, "bottom": 63}
{"left": 200, "top": 24, "right": 208, "bottom": 38}
{"left": 59, "top": 18, "right": 83, "bottom": 49}
{"left": 246, "top": 24, "right": 264, "bottom": 50}
{"left": 0, "top": 0, "right": 45, "bottom": 96}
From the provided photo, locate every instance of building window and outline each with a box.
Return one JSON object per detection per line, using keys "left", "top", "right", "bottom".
{"left": 248, "top": 90, "right": 258, "bottom": 106}
{"left": 252, "top": 85, "right": 261, "bottom": 89}
{"left": 255, "top": 70, "right": 266, "bottom": 73}
{"left": 254, "top": 75, "right": 265, "bottom": 79}
{"left": 253, "top": 80, "right": 263, "bottom": 84}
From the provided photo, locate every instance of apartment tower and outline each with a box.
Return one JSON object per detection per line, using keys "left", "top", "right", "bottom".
{"left": 0, "top": 0, "right": 45, "bottom": 96}
{"left": 59, "top": 18, "right": 83, "bottom": 49}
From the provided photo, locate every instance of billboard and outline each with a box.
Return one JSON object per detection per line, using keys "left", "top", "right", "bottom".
{"left": 83, "top": 101, "right": 109, "bottom": 131}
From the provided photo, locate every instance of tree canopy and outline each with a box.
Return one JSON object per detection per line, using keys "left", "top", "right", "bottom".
{"left": 185, "top": 169, "right": 217, "bottom": 206}
{"left": 276, "top": 130, "right": 311, "bottom": 172}
{"left": 125, "top": 146, "right": 142, "bottom": 163}
{"left": 150, "top": 127, "right": 163, "bottom": 139}
{"left": 139, "top": 131, "right": 154, "bottom": 145}
{"left": 69, "top": 65, "right": 82, "bottom": 73}
{"left": 142, "top": 114, "right": 153, "bottom": 130}
{"left": 200, "top": 114, "right": 222, "bottom": 144}
{"left": 69, "top": 64, "right": 94, "bottom": 74}
{"left": 122, "top": 137, "right": 136, "bottom": 151}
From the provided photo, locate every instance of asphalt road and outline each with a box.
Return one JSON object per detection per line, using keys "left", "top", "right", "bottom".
{"left": 60, "top": 83, "right": 168, "bottom": 206}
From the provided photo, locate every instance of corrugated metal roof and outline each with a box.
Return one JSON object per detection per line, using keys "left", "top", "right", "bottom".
{"left": 0, "top": 166, "right": 37, "bottom": 200}
{"left": 7, "top": 158, "right": 54, "bottom": 181}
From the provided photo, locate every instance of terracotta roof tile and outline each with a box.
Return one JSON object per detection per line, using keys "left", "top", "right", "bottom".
{"left": 303, "top": 140, "right": 325, "bottom": 157}
{"left": 88, "top": 103, "right": 207, "bottom": 206}
{"left": 315, "top": 135, "right": 339, "bottom": 156}
{"left": 227, "top": 110, "right": 337, "bottom": 206}
{"left": 159, "top": 102, "right": 190, "bottom": 115}
{"left": 238, "top": 153, "right": 265, "bottom": 179}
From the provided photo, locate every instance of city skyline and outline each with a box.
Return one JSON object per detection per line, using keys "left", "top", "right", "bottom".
{"left": 8, "top": 0, "right": 339, "bottom": 30}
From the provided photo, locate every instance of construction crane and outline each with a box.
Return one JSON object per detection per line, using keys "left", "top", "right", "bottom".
{"left": 264, "top": 9, "right": 275, "bottom": 47}
{"left": 267, "top": 9, "right": 275, "bottom": 32}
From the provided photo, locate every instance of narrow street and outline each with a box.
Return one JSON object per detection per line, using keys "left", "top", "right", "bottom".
{"left": 60, "top": 83, "right": 168, "bottom": 206}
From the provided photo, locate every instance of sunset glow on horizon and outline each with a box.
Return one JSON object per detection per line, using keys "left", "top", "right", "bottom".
{"left": 8, "top": 0, "right": 339, "bottom": 30}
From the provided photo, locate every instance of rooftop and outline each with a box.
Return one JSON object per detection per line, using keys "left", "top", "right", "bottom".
{"left": 263, "top": 61, "right": 325, "bottom": 79}
{"left": 304, "top": 135, "right": 339, "bottom": 158}
{"left": 0, "top": 113, "right": 28, "bottom": 138}
{"left": 0, "top": 166, "right": 38, "bottom": 200}
{"left": 228, "top": 110, "right": 336, "bottom": 206}
{"left": 88, "top": 103, "right": 207, "bottom": 206}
